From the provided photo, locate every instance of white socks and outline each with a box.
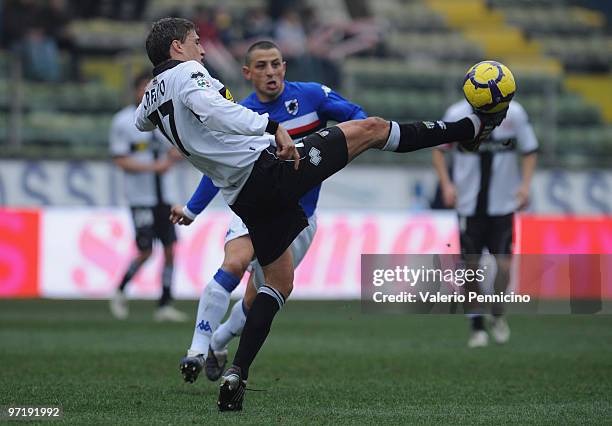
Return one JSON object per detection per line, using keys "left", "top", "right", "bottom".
{"left": 210, "top": 298, "right": 248, "bottom": 352}
{"left": 466, "top": 114, "right": 482, "bottom": 138}
{"left": 381, "top": 121, "right": 400, "bottom": 151}
{"left": 188, "top": 279, "right": 232, "bottom": 356}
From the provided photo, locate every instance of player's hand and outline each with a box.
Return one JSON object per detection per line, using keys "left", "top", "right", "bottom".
{"left": 167, "top": 148, "right": 183, "bottom": 163}
{"left": 516, "top": 184, "right": 530, "bottom": 210}
{"left": 169, "top": 205, "right": 194, "bottom": 226}
{"left": 441, "top": 182, "right": 457, "bottom": 208}
{"left": 275, "top": 125, "right": 300, "bottom": 170}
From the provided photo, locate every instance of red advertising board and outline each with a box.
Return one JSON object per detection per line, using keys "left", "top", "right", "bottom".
{"left": 515, "top": 215, "right": 612, "bottom": 299}
{"left": 0, "top": 209, "right": 40, "bottom": 297}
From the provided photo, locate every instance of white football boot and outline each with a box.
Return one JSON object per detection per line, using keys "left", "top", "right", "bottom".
{"left": 467, "top": 330, "right": 489, "bottom": 348}
{"left": 109, "top": 290, "right": 128, "bottom": 320}
{"left": 154, "top": 305, "right": 188, "bottom": 322}
{"left": 491, "top": 317, "right": 511, "bottom": 344}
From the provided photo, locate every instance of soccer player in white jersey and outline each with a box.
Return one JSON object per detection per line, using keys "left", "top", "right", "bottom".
{"left": 137, "top": 17, "right": 506, "bottom": 411}
{"left": 432, "top": 99, "right": 538, "bottom": 348}
{"left": 109, "top": 72, "right": 187, "bottom": 322}
{"left": 169, "top": 41, "right": 367, "bottom": 384}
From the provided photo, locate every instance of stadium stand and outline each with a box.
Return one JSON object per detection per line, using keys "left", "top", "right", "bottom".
{"left": 0, "top": 0, "right": 609, "bottom": 165}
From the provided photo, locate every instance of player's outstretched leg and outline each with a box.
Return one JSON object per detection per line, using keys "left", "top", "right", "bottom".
{"left": 337, "top": 111, "right": 503, "bottom": 163}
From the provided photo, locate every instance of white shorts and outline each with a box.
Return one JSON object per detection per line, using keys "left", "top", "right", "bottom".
{"left": 224, "top": 211, "right": 317, "bottom": 288}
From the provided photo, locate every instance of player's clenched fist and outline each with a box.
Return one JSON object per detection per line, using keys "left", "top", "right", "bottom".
{"left": 275, "top": 125, "right": 300, "bottom": 170}
{"left": 170, "top": 205, "right": 194, "bottom": 226}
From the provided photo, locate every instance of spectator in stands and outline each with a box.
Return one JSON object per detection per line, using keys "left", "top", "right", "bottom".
{"left": 242, "top": 7, "right": 274, "bottom": 40}
{"left": 190, "top": 6, "right": 241, "bottom": 83}
{"left": 192, "top": 6, "right": 219, "bottom": 45}
{"left": 4, "top": 0, "right": 61, "bottom": 81}
{"left": 274, "top": 9, "right": 307, "bottom": 59}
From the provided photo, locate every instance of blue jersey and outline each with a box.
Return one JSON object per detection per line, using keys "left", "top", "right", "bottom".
{"left": 186, "top": 81, "right": 367, "bottom": 217}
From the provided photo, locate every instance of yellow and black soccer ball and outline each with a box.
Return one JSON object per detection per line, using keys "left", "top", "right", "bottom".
{"left": 463, "top": 60, "right": 516, "bottom": 113}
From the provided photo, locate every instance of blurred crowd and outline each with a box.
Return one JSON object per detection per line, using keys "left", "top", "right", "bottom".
{"left": 0, "top": 0, "right": 382, "bottom": 87}
{"left": 183, "top": 0, "right": 381, "bottom": 86}
{"left": 1, "top": 0, "right": 74, "bottom": 81}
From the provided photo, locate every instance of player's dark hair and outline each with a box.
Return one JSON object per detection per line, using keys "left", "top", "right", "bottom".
{"left": 245, "top": 40, "right": 281, "bottom": 65}
{"left": 133, "top": 70, "right": 152, "bottom": 89}
{"left": 146, "top": 17, "right": 196, "bottom": 66}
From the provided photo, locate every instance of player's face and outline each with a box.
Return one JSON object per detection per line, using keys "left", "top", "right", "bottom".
{"left": 243, "top": 48, "right": 286, "bottom": 101}
{"left": 178, "top": 30, "right": 205, "bottom": 64}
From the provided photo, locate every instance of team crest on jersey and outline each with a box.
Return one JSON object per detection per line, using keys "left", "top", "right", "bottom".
{"left": 285, "top": 99, "right": 299, "bottom": 115}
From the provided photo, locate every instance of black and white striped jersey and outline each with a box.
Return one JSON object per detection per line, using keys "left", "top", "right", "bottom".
{"left": 135, "top": 60, "right": 275, "bottom": 204}
{"left": 109, "top": 104, "right": 171, "bottom": 206}
{"left": 443, "top": 100, "right": 538, "bottom": 217}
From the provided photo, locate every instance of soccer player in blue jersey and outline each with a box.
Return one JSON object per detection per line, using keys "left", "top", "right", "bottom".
{"left": 173, "top": 41, "right": 367, "bottom": 384}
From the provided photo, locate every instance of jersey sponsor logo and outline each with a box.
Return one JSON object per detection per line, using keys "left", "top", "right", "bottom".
{"left": 309, "top": 147, "right": 322, "bottom": 166}
{"left": 285, "top": 98, "right": 299, "bottom": 115}
{"left": 476, "top": 138, "right": 517, "bottom": 153}
{"left": 321, "top": 85, "right": 332, "bottom": 97}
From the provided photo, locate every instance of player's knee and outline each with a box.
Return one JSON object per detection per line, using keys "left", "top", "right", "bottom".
{"left": 138, "top": 249, "right": 153, "bottom": 262}
{"left": 359, "top": 117, "right": 388, "bottom": 138}
{"left": 221, "top": 258, "right": 248, "bottom": 278}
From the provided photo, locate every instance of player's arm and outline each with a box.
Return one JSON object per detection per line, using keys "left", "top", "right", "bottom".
{"left": 514, "top": 104, "right": 539, "bottom": 209}
{"left": 516, "top": 150, "right": 537, "bottom": 210}
{"left": 185, "top": 175, "right": 220, "bottom": 217}
{"left": 182, "top": 77, "right": 298, "bottom": 165}
{"left": 113, "top": 156, "right": 171, "bottom": 174}
{"left": 180, "top": 69, "right": 278, "bottom": 137}
{"left": 315, "top": 84, "right": 368, "bottom": 121}
{"left": 170, "top": 175, "right": 220, "bottom": 225}
{"left": 432, "top": 146, "right": 456, "bottom": 208}
{"left": 134, "top": 101, "right": 156, "bottom": 132}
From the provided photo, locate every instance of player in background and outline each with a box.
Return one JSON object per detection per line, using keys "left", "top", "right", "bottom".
{"left": 432, "top": 99, "right": 538, "bottom": 348}
{"left": 137, "top": 18, "right": 505, "bottom": 411}
{"left": 109, "top": 71, "right": 187, "bottom": 322}
{"left": 170, "top": 40, "right": 367, "bottom": 383}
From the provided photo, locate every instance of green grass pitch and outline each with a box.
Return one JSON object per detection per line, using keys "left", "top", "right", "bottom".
{"left": 1, "top": 299, "right": 611, "bottom": 424}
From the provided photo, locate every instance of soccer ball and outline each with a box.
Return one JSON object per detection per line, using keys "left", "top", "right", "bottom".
{"left": 462, "top": 60, "right": 516, "bottom": 113}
